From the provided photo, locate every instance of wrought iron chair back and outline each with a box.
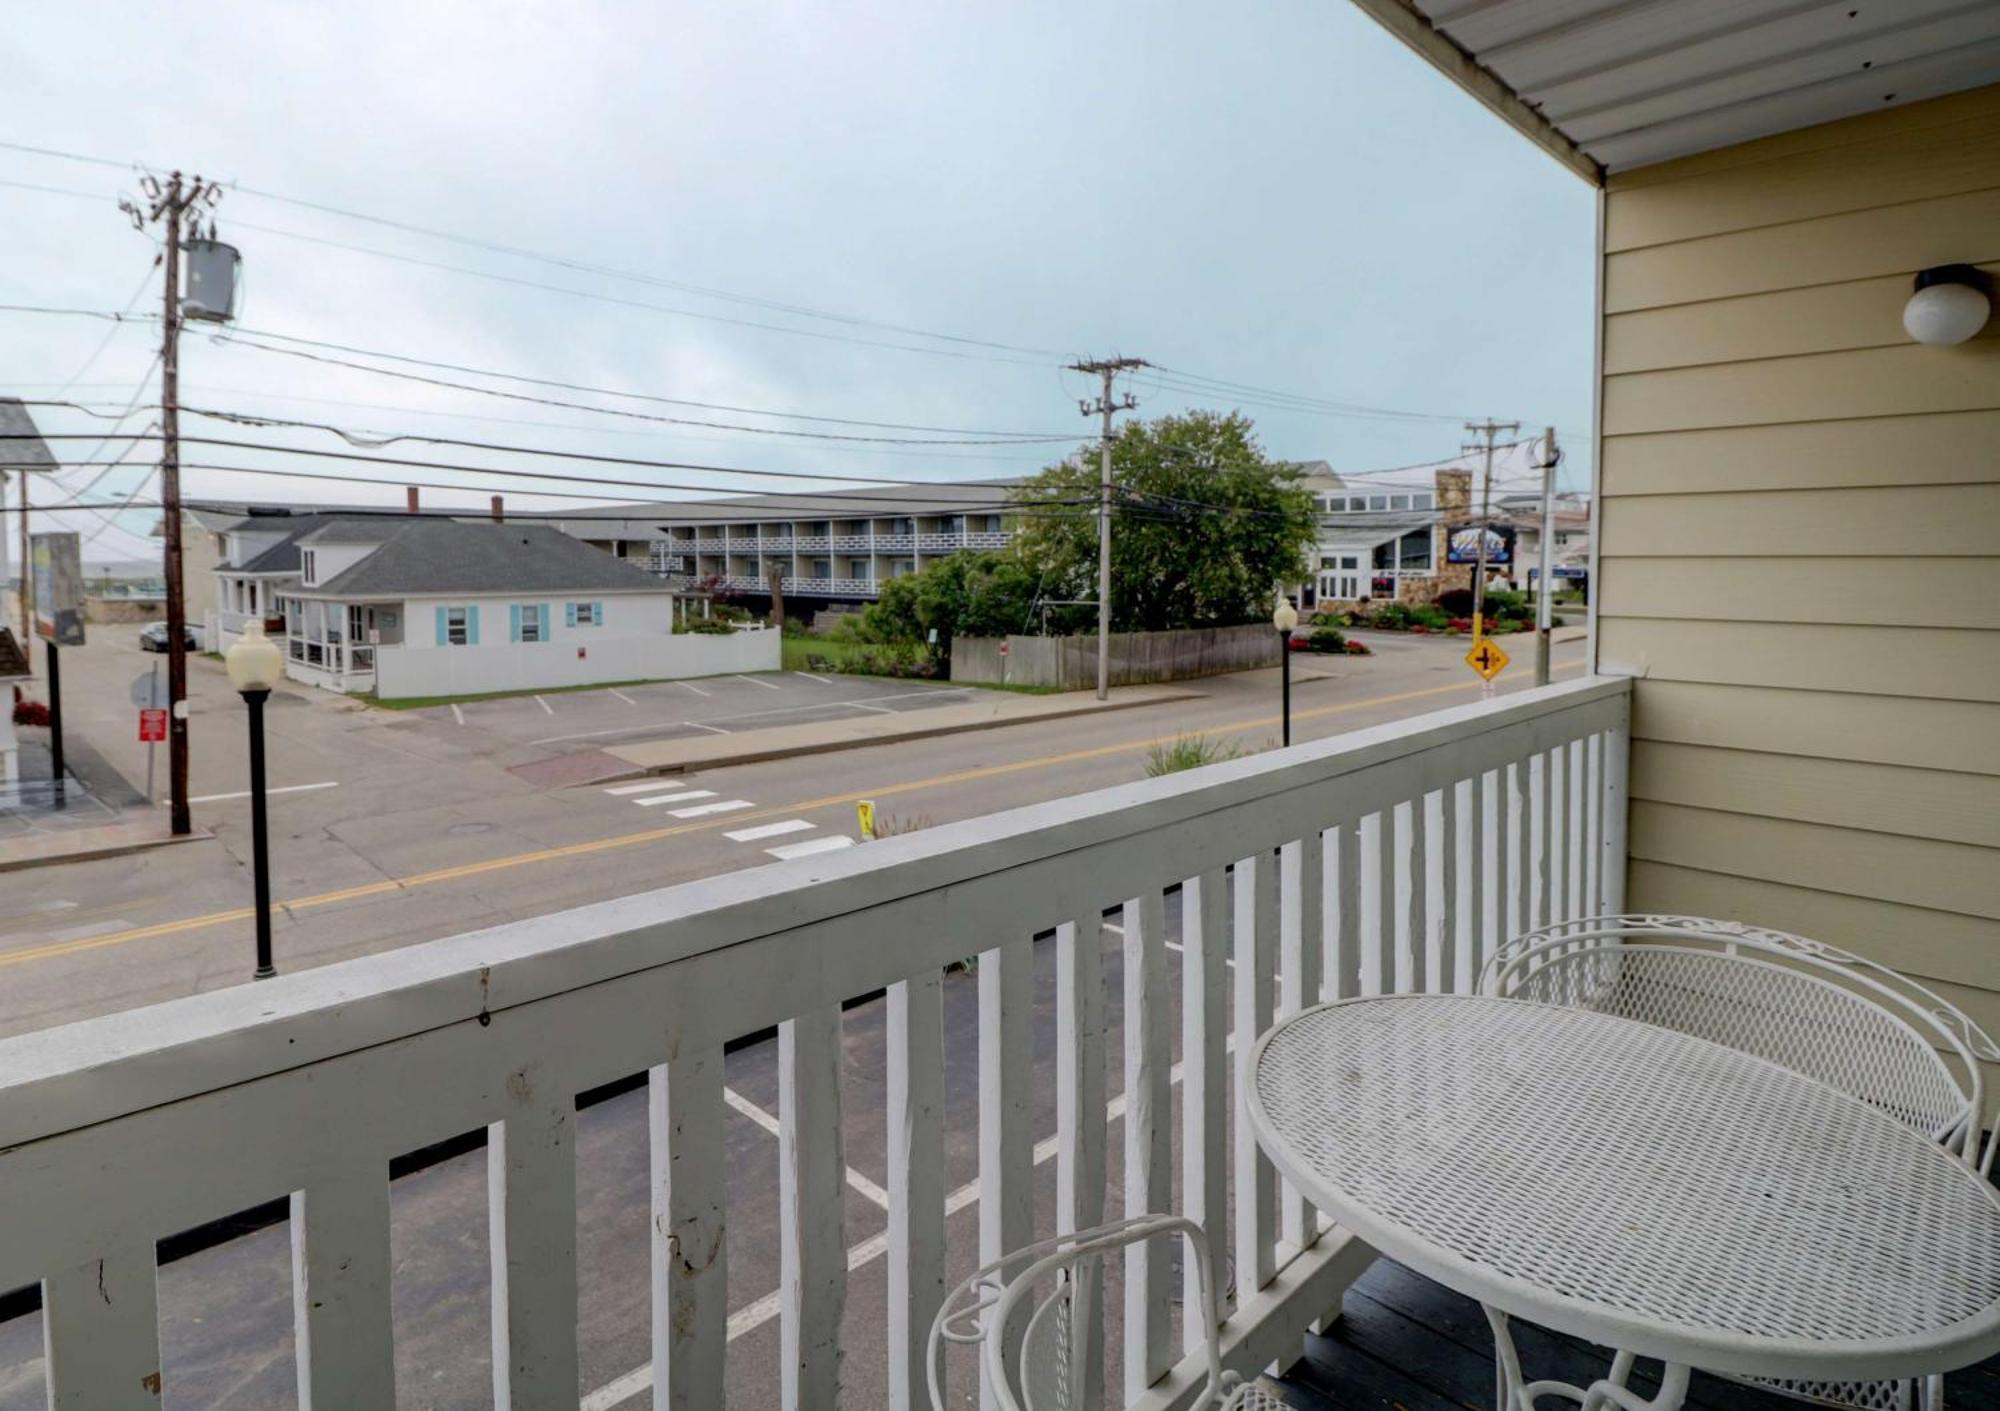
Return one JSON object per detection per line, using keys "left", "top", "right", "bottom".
{"left": 1482, "top": 913, "right": 2000, "bottom": 1411}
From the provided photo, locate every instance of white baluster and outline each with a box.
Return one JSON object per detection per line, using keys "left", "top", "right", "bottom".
{"left": 293, "top": 1164, "right": 396, "bottom": 1410}
{"left": 1280, "top": 833, "right": 1325, "bottom": 1252}
{"left": 979, "top": 935, "right": 1033, "bottom": 1411}
{"left": 1569, "top": 738, "right": 1588, "bottom": 922}
{"left": 782, "top": 1006, "right": 847, "bottom": 1410}
{"left": 1056, "top": 920, "right": 1106, "bottom": 1408}
{"left": 1182, "top": 869, "right": 1230, "bottom": 1343}
{"left": 1440, "top": 783, "right": 1463, "bottom": 995}
{"left": 1334, "top": 823, "right": 1362, "bottom": 1000}
{"left": 651, "top": 1048, "right": 726, "bottom": 1410}
{"left": 1233, "top": 852, "right": 1278, "bottom": 1294}
{"left": 1534, "top": 749, "right": 1555, "bottom": 932}
{"left": 1407, "top": 794, "right": 1429, "bottom": 993}
{"left": 43, "top": 1242, "right": 160, "bottom": 1410}
{"left": 1603, "top": 726, "right": 1630, "bottom": 913}
{"left": 1124, "top": 891, "right": 1173, "bottom": 1400}
{"left": 489, "top": 1092, "right": 579, "bottom": 1411}
{"left": 888, "top": 972, "right": 945, "bottom": 1411}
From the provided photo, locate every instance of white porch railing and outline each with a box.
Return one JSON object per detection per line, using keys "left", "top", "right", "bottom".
{"left": 0, "top": 676, "right": 1629, "bottom": 1410}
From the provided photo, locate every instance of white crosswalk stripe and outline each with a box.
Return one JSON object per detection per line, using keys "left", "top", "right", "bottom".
{"left": 765, "top": 835, "right": 856, "bottom": 860}
{"left": 603, "top": 779, "right": 694, "bottom": 796}
{"left": 723, "top": 819, "right": 816, "bottom": 842}
{"left": 634, "top": 790, "right": 718, "bottom": 808}
{"left": 668, "top": 799, "right": 754, "bottom": 818}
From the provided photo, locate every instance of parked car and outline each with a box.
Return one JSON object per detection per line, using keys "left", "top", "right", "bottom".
{"left": 139, "top": 622, "right": 199, "bottom": 653}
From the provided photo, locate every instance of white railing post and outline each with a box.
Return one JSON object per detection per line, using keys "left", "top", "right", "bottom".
{"left": 1334, "top": 824, "right": 1362, "bottom": 1000}
{"left": 979, "top": 935, "right": 1034, "bottom": 1411}
{"left": 1440, "top": 784, "right": 1463, "bottom": 995}
{"left": 42, "top": 1243, "right": 160, "bottom": 1410}
{"left": 781, "top": 1006, "right": 848, "bottom": 1410}
{"left": 1233, "top": 853, "right": 1278, "bottom": 1295}
{"left": 1602, "top": 723, "right": 1630, "bottom": 913}
{"left": 651, "top": 1048, "right": 726, "bottom": 1410}
{"left": 888, "top": 972, "right": 946, "bottom": 1411}
{"left": 1124, "top": 890, "right": 1173, "bottom": 1401}
{"left": 1182, "top": 870, "right": 1229, "bottom": 1344}
{"left": 292, "top": 1166, "right": 396, "bottom": 1410}
{"left": 1280, "top": 834, "right": 1325, "bottom": 1253}
{"left": 488, "top": 1095, "right": 578, "bottom": 1411}
{"left": 1406, "top": 795, "right": 1429, "bottom": 994}
{"left": 1056, "top": 918, "right": 1107, "bottom": 1409}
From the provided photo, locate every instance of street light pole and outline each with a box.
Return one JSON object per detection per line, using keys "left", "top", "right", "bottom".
{"left": 1273, "top": 593, "right": 1298, "bottom": 747}
{"left": 225, "top": 619, "right": 284, "bottom": 980}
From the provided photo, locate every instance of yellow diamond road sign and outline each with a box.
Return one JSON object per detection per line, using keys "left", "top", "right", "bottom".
{"left": 1465, "top": 637, "right": 1510, "bottom": 681}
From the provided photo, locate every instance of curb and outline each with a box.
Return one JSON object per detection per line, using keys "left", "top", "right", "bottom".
{"left": 591, "top": 686, "right": 1203, "bottom": 783}
{"left": 0, "top": 822, "right": 213, "bottom": 874}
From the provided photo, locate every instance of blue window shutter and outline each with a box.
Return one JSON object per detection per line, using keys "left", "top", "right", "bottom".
{"left": 593, "top": 601, "right": 603, "bottom": 626}
{"left": 566, "top": 602, "right": 577, "bottom": 628}
{"left": 435, "top": 606, "right": 447, "bottom": 646}
{"left": 510, "top": 604, "right": 522, "bottom": 643}
{"left": 466, "top": 606, "right": 480, "bottom": 646}
{"left": 540, "top": 604, "right": 551, "bottom": 639}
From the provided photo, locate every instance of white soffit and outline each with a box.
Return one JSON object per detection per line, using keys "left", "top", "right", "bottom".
{"left": 1350, "top": 0, "right": 2000, "bottom": 177}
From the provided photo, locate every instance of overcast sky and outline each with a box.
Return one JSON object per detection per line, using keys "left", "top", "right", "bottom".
{"left": 3, "top": 1, "right": 1596, "bottom": 564}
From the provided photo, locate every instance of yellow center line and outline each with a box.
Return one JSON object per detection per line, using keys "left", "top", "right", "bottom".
{"left": 0, "top": 657, "right": 1587, "bottom": 970}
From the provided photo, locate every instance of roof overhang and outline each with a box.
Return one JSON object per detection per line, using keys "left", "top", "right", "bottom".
{"left": 1344, "top": 0, "right": 2000, "bottom": 179}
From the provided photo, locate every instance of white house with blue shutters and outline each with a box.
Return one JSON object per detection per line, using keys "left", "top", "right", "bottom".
{"left": 212, "top": 511, "right": 771, "bottom": 700}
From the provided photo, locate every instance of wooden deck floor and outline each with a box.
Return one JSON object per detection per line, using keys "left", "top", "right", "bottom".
{"left": 1274, "top": 1257, "right": 2000, "bottom": 1411}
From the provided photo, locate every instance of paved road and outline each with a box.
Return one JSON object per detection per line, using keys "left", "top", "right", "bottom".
{"left": 0, "top": 629, "right": 1587, "bottom": 1407}
{"left": 0, "top": 630, "right": 1585, "bottom": 1038}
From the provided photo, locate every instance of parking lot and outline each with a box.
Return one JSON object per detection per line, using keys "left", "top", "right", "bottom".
{"left": 408, "top": 670, "right": 979, "bottom": 754}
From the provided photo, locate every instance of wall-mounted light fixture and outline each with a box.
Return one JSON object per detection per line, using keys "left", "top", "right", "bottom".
{"left": 1903, "top": 264, "right": 1992, "bottom": 347}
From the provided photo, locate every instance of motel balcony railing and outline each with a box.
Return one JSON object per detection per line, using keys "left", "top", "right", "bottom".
{"left": 0, "top": 675, "right": 1630, "bottom": 1410}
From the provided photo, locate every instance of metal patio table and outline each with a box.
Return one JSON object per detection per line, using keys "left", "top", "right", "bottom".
{"left": 1244, "top": 993, "right": 2000, "bottom": 1411}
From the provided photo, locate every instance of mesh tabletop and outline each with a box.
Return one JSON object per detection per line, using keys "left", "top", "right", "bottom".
{"left": 1247, "top": 994, "right": 2000, "bottom": 1382}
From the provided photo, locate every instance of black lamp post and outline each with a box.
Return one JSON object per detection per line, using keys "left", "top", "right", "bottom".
{"left": 1273, "top": 594, "right": 1299, "bottom": 747}
{"left": 225, "top": 619, "right": 284, "bottom": 979}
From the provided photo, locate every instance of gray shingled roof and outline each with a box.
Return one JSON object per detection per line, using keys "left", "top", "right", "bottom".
{"left": 0, "top": 399, "right": 57, "bottom": 471}
{"left": 225, "top": 513, "right": 382, "bottom": 573}
{"left": 306, "top": 520, "right": 665, "bottom": 597}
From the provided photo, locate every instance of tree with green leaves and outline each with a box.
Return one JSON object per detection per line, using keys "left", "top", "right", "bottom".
{"left": 856, "top": 549, "right": 1053, "bottom": 664}
{"left": 1012, "top": 411, "right": 1317, "bottom": 632}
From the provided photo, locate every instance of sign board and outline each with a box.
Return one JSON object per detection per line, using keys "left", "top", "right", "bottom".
{"left": 138, "top": 708, "right": 168, "bottom": 742}
{"left": 1444, "top": 523, "right": 1516, "bottom": 566}
{"left": 1465, "top": 637, "right": 1510, "bottom": 681}
{"left": 131, "top": 672, "right": 169, "bottom": 708}
{"left": 29, "top": 532, "right": 85, "bottom": 646}
{"left": 856, "top": 799, "right": 876, "bottom": 841}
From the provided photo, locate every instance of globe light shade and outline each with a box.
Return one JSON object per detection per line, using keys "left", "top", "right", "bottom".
{"left": 1903, "top": 266, "right": 1991, "bottom": 347}
{"left": 226, "top": 617, "right": 285, "bottom": 693}
{"left": 1273, "top": 597, "right": 1299, "bottom": 633}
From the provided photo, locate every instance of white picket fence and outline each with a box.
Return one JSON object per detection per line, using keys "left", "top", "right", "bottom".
{"left": 0, "top": 674, "right": 1630, "bottom": 1409}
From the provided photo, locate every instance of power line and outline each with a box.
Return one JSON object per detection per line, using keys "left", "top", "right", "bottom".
{"left": 214, "top": 325, "right": 1072, "bottom": 437}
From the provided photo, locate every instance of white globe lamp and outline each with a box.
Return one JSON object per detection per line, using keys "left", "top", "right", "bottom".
{"left": 1903, "top": 266, "right": 1991, "bottom": 347}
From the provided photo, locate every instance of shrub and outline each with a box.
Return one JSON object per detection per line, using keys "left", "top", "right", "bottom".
{"left": 1434, "top": 588, "right": 1476, "bottom": 617}
{"left": 1410, "top": 603, "right": 1452, "bottom": 631}
{"left": 1307, "top": 626, "right": 1346, "bottom": 653}
{"left": 1369, "top": 601, "right": 1415, "bottom": 630}
{"left": 680, "top": 617, "right": 735, "bottom": 635}
{"left": 1485, "top": 588, "right": 1531, "bottom": 621}
{"left": 1342, "top": 639, "right": 1371, "bottom": 656}
{"left": 1144, "top": 733, "right": 1245, "bottom": 777}
{"left": 13, "top": 696, "right": 49, "bottom": 728}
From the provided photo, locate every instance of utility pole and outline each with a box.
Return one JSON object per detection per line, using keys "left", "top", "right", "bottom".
{"left": 125, "top": 171, "right": 222, "bottom": 836}
{"left": 1534, "top": 426, "right": 1559, "bottom": 686}
{"left": 12, "top": 468, "right": 27, "bottom": 644}
{"left": 1070, "top": 356, "right": 1146, "bottom": 701}
{"left": 1463, "top": 417, "right": 1520, "bottom": 633}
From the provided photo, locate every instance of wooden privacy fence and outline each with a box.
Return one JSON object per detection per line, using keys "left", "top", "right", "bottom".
{"left": 953, "top": 623, "right": 1283, "bottom": 688}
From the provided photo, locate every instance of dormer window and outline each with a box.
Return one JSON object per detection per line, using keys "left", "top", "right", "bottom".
{"left": 300, "top": 549, "right": 317, "bottom": 585}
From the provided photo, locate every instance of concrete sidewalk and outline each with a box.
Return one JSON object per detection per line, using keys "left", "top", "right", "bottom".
{"left": 0, "top": 810, "right": 210, "bottom": 872}
{"left": 599, "top": 681, "right": 1200, "bottom": 778}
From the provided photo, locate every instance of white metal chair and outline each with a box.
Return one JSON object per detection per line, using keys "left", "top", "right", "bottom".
{"left": 1481, "top": 912, "right": 2000, "bottom": 1411}
{"left": 928, "top": 1214, "right": 1290, "bottom": 1411}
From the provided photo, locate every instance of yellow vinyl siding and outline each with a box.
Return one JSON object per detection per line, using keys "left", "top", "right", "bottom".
{"left": 1600, "top": 85, "right": 2000, "bottom": 1019}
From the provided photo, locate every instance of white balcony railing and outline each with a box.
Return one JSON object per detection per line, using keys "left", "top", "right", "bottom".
{"left": 0, "top": 676, "right": 1628, "bottom": 1410}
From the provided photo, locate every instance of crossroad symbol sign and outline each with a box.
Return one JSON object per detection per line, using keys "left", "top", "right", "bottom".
{"left": 1465, "top": 637, "right": 1510, "bottom": 681}
{"left": 856, "top": 799, "right": 877, "bottom": 840}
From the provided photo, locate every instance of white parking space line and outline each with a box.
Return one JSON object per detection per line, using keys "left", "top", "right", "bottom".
{"left": 723, "top": 818, "right": 815, "bottom": 842}
{"left": 668, "top": 799, "right": 754, "bottom": 818}
{"left": 190, "top": 781, "right": 341, "bottom": 804}
{"left": 633, "top": 790, "right": 718, "bottom": 808}
{"left": 450, "top": 703, "right": 465, "bottom": 725}
{"left": 607, "top": 688, "right": 637, "bottom": 705}
{"left": 720, "top": 1086, "right": 889, "bottom": 1209}
{"left": 678, "top": 681, "right": 711, "bottom": 697}
{"left": 734, "top": 674, "right": 781, "bottom": 690}
{"left": 602, "top": 779, "right": 691, "bottom": 796}
{"left": 765, "top": 834, "right": 855, "bottom": 860}
{"left": 535, "top": 696, "right": 554, "bottom": 715}
{"left": 793, "top": 671, "right": 833, "bottom": 685}
{"left": 849, "top": 701, "right": 896, "bottom": 715}
{"left": 684, "top": 720, "right": 731, "bottom": 735}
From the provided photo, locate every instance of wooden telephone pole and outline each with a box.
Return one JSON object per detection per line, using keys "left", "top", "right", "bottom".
{"left": 1069, "top": 356, "right": 1145, "bottom": 701}
{"left": 124, "top": 172, "right": 223, "bottom": 836}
